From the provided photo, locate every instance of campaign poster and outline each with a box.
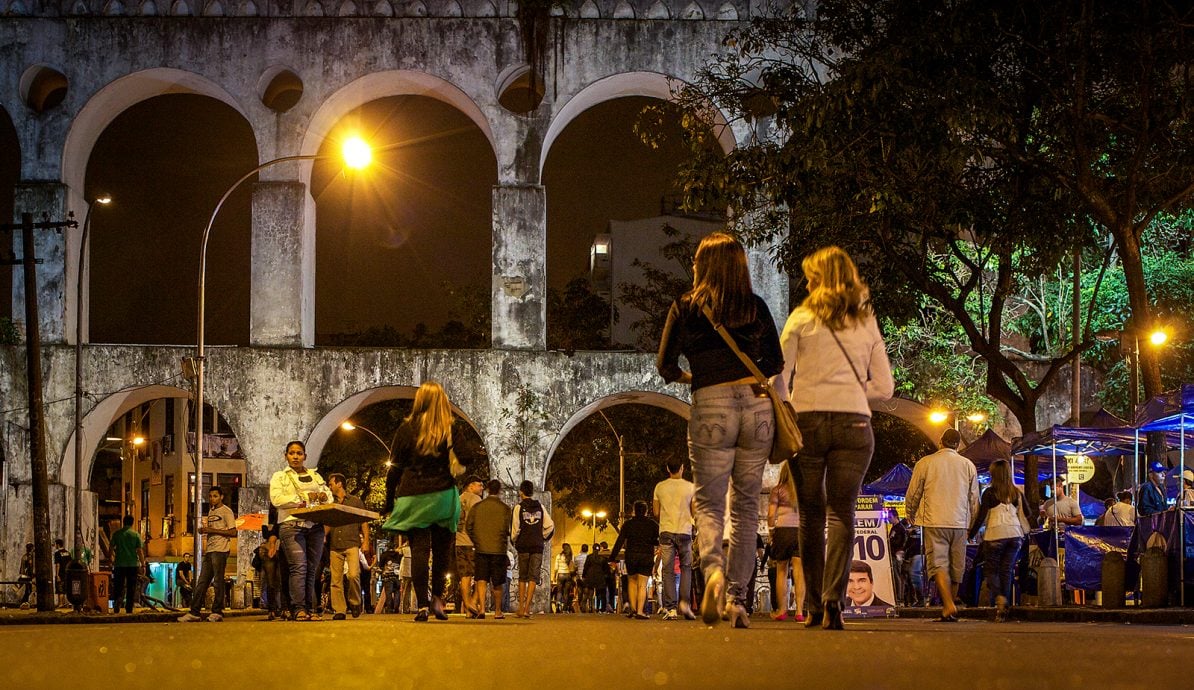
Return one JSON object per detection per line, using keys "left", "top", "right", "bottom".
{"left": 843, "top": 494, "right": 896, "bottom": 617}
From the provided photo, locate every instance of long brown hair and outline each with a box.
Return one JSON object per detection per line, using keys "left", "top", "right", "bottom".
{"left": 800, "top": 246, "right": 871, "bottom": 330}
{"left": 989, "top": 459, "right": 1017, "bottom": 504}
{"left": 687, "top": 232, "right": 756, "bottom": 328}
{"left": 406, "top": 381, "right": 454, "bottom": 456}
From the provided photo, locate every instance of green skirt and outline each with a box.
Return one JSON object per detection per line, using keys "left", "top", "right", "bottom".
{"left": 383, "top": 487, "right": 461, "bottom": 533}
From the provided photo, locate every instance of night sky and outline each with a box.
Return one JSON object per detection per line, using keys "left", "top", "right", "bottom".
{"left": 6, "top": 93, "right": 694, "bottom": 344}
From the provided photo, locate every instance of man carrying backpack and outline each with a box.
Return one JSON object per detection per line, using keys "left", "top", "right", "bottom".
{"left": 511, "top": 480, "right": 555, "bottom": 619}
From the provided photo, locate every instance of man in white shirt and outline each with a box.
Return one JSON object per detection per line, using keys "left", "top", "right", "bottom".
{"left": 906, "top": 429, "right": 979, "bottom": 622}
{"left": 178, "top": 486, "right": 237, "bottom": 622}
{"left": 653, "top": 459, "right": 696, "bottom": 620}
{"left": 1103, "top": 490, "right": 1136, "bottom": 527}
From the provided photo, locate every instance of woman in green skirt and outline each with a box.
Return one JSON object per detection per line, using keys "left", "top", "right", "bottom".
{"left": 383, "top": 381, "right": 471, "bottom": 621}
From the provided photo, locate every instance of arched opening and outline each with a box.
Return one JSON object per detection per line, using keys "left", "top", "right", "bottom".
{"left": 259, "top": 67, "right": 304, "bottom": 113}
{"left": 542, "top": 74, "right": 733, "bottom": 353}
{"left": 0, "top": 107, "right": 18, "bottom": 328}
{"left": 311, "top": 95, "right": 497, "bottom": 346}
{"left": 64, "top": 385, "right": 246, "bottom": 605}
{"left": 20, "top": 64, "right": 69, "bottom": 113}
{"left": 545, "top": 392, "right": 689, "bottom": 554}
{"left": 84, "top": 93, "right": 257, "bottom": 344}
{"left": 306, "top": 385, "right": 490, "bottom": 486}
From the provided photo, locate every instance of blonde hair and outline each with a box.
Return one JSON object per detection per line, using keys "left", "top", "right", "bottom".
{"left": 800, "top": 246, "right": 871, "bottom": 330}
{"left": 687, "top": 232, "right": 756, "bottom": 328}
{"left": 407, "top": 381, "right": 454, "bottom": 456}
{"left": 776, "top": 462, "right": 797, "bottom": 504}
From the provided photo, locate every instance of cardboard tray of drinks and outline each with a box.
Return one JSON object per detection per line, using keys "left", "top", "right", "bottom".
{"left": 290, "top": 503, "right": 381, "bottom": 527}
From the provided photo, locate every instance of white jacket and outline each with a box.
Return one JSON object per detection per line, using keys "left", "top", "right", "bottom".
{"left": 906, "top": 448, "right": 980, "bottom": 529}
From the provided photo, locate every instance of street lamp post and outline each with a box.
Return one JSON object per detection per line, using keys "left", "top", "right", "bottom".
{"left": 580, "top": 508, "right": 607, "bottom": 548}
{"left": 597, "top": 410, "right": 625, "bottom": 523}
{"left": 73, "top": 194, "right": 111, "bottom": 562}
{"left": 340, "top": 421, "right": 393, "bottom": 462}
{"left": 190, "top": 138, "right": 372, "bottom": 564}
{"left": 1125, "top": 326, "right": 1170, "bottom": 488}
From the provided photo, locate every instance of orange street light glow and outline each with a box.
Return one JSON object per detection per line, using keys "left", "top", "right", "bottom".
{"left": 929, "top": 410, "right": 950, "bottom": 425}
{"left": 342, "top": 136, "right": 372, "bottom": 170}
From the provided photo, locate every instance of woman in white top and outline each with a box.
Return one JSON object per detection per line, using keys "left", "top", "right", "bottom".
{"left": 268, "top": 440, "right": 332, "bottom": 620}
{"left": 967, "top": 459, "right": 1033, "bottom": 622}
{"left": 777, "top": 246, "right": 893, "bottom": 630}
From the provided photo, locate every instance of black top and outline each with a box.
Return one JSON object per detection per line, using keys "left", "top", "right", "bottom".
{"left": 657, "top": 294, "right": 783, "bottom": 390}
{"left": 610, "top": 516, "right": 660, "bottom": 560}
{"left": 385, "top": 420, "right": 467, "bottom": 511}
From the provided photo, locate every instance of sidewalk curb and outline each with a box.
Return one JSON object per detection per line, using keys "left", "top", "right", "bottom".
{"left": 0, "top": 608, "right": 265, "bottom": 626}
{"left": 894, "top": 606, "right": 1194, "bottom": 625}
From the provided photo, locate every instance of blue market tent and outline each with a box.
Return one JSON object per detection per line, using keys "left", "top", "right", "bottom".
{"left": 863, "top": 463, "right": 913, "bottom": 496}
{"left": 1012, "top": 408, "right": 1137, "bottom": 457}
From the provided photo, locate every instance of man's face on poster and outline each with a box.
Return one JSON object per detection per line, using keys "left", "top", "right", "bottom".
{"left": 847, "top": 570, "right": 874, "bottom": 605}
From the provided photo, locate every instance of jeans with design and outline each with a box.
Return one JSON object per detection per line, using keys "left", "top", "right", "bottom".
{"left": 792, "top": 411, "right": 874, "bottom": 613}
{"left": 189, "top": 551, "right": 229, "bottom": 615}
{"left": 983, "top": 536, "right": 1023, "bottom": 604}
{"left": 658, "top": 532, "right": 693, "bottom": 610}
{"left": 279, "top": 522, "right": 325, "bottom": 614}
{"left": 688, "top": 383, "right": 772, "bottom": 605}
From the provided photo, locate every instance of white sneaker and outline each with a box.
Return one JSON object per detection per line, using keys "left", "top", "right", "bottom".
{"left": 207, "top": 613, "right": 224, "bottom": 622}
{"left": 662, "top": 608, "right": 679, "bottom": 621}
{"left": 177, "top": 613, "right": 203, "bottom": 623}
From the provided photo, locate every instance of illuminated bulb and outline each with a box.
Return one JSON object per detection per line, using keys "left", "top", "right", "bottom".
{"left": 341, "top": 136, "right": 372, "bottom": 170}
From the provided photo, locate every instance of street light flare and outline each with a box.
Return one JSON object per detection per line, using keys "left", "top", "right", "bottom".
{"left": 929, "top": 410, "right": 949, "bottom": 425}
{"left": 340, "top": 421, "right": 357, "bottom": 431}
{"left": 1149, "top": 329, "right": 1168, "bottom": 347}
{"left": 966, "top": 412, "right": 987, "bottom": 424}
{"left": 581, "top": 508, "right": 593, "bottom": 518}
{"left": 94, "top": 195, "right": 112, "bottom": 205}
{"left": 131, "top": 435, "right": 145, "bottom": 446}
{"left": 341, "top": 136, "right": 372, "bottom": 170}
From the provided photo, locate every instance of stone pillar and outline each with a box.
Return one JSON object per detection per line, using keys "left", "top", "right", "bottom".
{"left": 250, "top": 181, "right": 311, "bottom": 347}
{"left": 10, "top": 182, "right": 71, "bottom": 343}
{"left": 492, "top": 184, "right": 546, "bottom": 350}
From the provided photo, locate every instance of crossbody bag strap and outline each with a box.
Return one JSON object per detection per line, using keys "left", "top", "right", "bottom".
{"left": 700, "top": 304, "right": 770, "bottom": 386}
{"left": 827, "top": 327, "right": 865, "bottom": 390}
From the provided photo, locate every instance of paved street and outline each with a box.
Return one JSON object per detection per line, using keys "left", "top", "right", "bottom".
{"left": 2, "top": 613, "right": 1189, "bottom": 689}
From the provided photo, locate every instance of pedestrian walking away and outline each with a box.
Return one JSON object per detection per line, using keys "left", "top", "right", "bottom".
{"left": 325, "top": 472, "right": 370, "bottom": 620}
{"left": 653, "top": 459, "right": 696, "bottom": 621}
{"left": 384, "top": 381, "right": 474, "bottom": 622}
{"left": 777, "top": 246, "right": 893, "bottom": 631}
{"left": 269, "top": 440, "right": 333, "bottom": 621}
{"left": 767, "top": 462, "right": 805, "bottom": 621}
{"left": 609, "top": 500, "right": 660, "bottom": 619}
{"left": 968, "top": 458, "right": 1034, "bottom": 622}
{"left": 906, "top": 429, "right": 980, "bottom": 622}
{"left": 512, "top": 479, "right": 555, "bottom": 618}
{"left": 16, "top": 543, "right": 35, "bottom": 608}
{"left": 467, "top": 479, "right": 513, "bottom": 619}
{"left": 178, "top": 486, "right": 237, "bottom": 622}
{"left": 657, "top": 232, "right": 785, "bottom": 629}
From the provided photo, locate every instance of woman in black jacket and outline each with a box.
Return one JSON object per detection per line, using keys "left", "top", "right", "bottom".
{"left": 383, "top": 381, "right": 470, "bottom": 622}
{"left": 609, "top": 501, "right": 661, "bottom": 619}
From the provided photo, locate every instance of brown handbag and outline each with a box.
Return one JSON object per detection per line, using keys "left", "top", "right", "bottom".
{"left": 701, "top": 305, "right": 803, "bottom": 464}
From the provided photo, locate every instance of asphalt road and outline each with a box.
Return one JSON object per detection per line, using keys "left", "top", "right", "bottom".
{"left": 2, "top": 613, "right": 1190, "bottom": 689}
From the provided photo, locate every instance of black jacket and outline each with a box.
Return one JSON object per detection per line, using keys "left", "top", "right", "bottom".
{"left": 385, "top": 420, "right": 467, "bottom": 512}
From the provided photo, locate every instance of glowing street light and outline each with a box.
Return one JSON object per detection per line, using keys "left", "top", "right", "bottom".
{"left": 928, "top": 410, "right": 950, "bottom": 425}
{"left": 190, "top": 136, "right": 373, "bottom": 564}
{"left": 1149, "top": 329, "right": 1169, "bottom": 347}
{"left": 340, "top": 420, "right": 393, "bottom": 457}
{"left": 580, "top": 507, "right": 607, "bottom": 547}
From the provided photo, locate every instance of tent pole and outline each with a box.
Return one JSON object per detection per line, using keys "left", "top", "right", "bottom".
{"left": 1052, "top": 442, "right": 1060, "bottom": 606}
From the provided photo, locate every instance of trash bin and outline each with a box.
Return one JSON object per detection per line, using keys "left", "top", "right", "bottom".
{"left": 87, "top": 571, "right": 111, "bottom": 614}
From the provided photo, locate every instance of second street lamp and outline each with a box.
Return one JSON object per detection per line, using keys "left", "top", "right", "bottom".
{"left": 190, "top": 136, "right": 372, "bottom": 564}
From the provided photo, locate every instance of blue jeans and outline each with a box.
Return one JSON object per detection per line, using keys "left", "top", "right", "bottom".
{"left": 280, "top": 522, "right": 325, "bottom": 614}
{"left": 792, "top": 411, "right": 874, "bottom": 612}
{"left": 983, "top": 537, "right": 1023, "bottom": 604}
{"left": 189, "top": 551, "right": 229, "bottom": 615}
{"left": 658, "top": 532, "right": 693, "bottom": 610}
{"left": 688, "top": 383, "right": 772, "bottom": 604}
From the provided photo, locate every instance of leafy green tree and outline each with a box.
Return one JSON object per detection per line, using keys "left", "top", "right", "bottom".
{"left": 500, "top": 384, "right": 554, "bottom": 484}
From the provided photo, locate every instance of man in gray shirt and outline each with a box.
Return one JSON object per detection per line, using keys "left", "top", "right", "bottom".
{"left": 326, "top": 473, "right": 370, "bottom": 620}
{"left": 467, "top": 480, "right": 512, "bottom": 619}
{"left": 178, "top": 486, "right": 237, "bottom": 622}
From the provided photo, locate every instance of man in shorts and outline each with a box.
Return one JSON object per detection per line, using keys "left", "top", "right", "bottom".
{"left": 511, "top": 480, "right": 555, "bottom": 619}
{"left": 467, "top": 480, "right": 512, "bottom": 619}
{"left": 456, "top": 476, "right": 485, "bottom": 617}
{"left": 906, "top": 429, "right": 979, "bottom": 621}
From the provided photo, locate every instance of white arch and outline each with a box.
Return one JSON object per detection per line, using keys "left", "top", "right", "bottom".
{"left": 540, "top": 390, "right": 691, "bottom": 488}
{"left": 299, "top": 70, "right": 496, "bottom": 167}
{"left": 304, "top": 384, "right": 486, "bottom": 464}
{"left": 60, "top": 384, "right": 195, "bottom": 491}
{"left": 539, "top": 71, "right": 737, "bottom": 179}
{"left": 60, "top": 68, "right": 254, "bottom": 343}
{"left": 62, "top": 67, "right": 251, "bottom": 201}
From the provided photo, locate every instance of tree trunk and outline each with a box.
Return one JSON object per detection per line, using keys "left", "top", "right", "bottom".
{"left": 1114, "top": 223, "right": 1162, "bottom": 400}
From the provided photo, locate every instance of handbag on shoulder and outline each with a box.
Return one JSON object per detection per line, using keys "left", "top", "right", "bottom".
{"left": 700, "top": 305, "right": 803, "bottom": 464}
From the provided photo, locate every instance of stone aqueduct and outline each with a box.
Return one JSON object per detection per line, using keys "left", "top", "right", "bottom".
{"left": 0, "top": 2, "right": 935, "bottom": 580}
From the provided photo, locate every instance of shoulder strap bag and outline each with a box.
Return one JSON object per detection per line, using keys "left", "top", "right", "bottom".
{"left": 827, "top": 328, "right": 866, "bottom": 392}
{"left": 700, "top": 304, "right": 802, "bottom": 464}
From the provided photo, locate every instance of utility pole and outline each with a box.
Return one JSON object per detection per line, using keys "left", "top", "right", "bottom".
{"left": 2, "top": 212, "right": 77, "bottom": 612}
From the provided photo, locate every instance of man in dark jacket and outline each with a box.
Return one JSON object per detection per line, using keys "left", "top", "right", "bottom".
{"left": 511, "top": 480, "right": 555, "bottom": 619}
{"left": 609, "top": 501, "right": 660, "bottom": 619}
{"left": 467, "top": 480, "right": 513, "bottom": 619}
